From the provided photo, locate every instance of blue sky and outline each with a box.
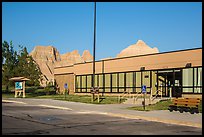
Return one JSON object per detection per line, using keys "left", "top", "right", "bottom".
{"left": 2, "top": 2, "right": 202, "bottom": 60}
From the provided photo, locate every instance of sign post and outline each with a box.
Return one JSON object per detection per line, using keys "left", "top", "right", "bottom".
{"left": 64, "top": 83, "right": 68, "bottom": 100}
{"left": 9, "top": 77, "right": 30, "bottom": 98}
{"left": 142, "top": 85, "right": 146, "bottom": 110}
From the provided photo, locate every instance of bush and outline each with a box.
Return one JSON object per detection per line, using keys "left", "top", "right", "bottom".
{"left": 34, "top": 88, "right": 47, "bottom": 96}
{"left": 25, "top": 86, "right": 38, "bottom": 93}
{"left": 33, "top": 86, "right": 56, "bottom": 96}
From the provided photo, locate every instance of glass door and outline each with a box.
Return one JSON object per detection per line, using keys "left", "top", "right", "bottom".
{"left": 157, "top": 70, "right": 174, "bottom": 97}
{"left": 173, "top": 69, "right": 182, "bottom": 97}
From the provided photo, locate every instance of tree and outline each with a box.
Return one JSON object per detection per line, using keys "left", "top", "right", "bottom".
{"left": 16, "top": 46, "right": 42, "bottom": 86}
{"left": 2, "top": 41, "right": 18, "bottom": 91}
{"left": 2, "top": 41, "right": 43, "bottom": 91}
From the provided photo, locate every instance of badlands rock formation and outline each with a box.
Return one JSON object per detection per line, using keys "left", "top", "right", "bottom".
{"left": 117, "top": 40, "right": 159, "bottom": 58}
{"left": 82, "top": 50, "right": 93, "bottom": 62}
{"left": 29, "top": 46, "right": 93, "bottom": 86}
{"left": 30, "top": 40, "right": 157, "bottom": 86}
{"left": 30, "top": 46, "right": 61, "bottom": 86}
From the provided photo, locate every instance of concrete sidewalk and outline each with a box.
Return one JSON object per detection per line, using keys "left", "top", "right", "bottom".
{"left": 2, "top": 98, "right": 202, "bottom": 128}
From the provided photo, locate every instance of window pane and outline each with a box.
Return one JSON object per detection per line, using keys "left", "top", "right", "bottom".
{"left": 87, "top": 75, "right": 92, "bottom": 88}
{"left": 182, "top": 68, "right": 193, "bottom": 87}
{"left": 198, "top": 67, "right": 202, "bottom": 86}
{"left": 151, "top": 71, "right": 157, "bottom": 94}
{"left": 95, "top": 75, "right": 98, "bottom": 87}
{"left": 112, "top": 73, "right": 117, "bottom": 87}
{"left": 81, "top": 89, "right": 86, "bottom": 92}
{"left": 99, "top": 74, "right": 103, "bottom": 88}
{"left": 119, "top": 73, "right": 124, "bottom": 87}
{"left": 112, "top": 88, "right": 117, "bottom": 92}
{"left": 81, "top": 76, "right": 86, "bottom": 88}
{"left": 126, "top": 72, "right": 133, "bottom": 87}
{"left": 142, "top": 71, "right": 150, "bottom": 87}
{"left": 76, "top": 76, "right": 81, "bottom": 89}
{"left": 194, "top": 67, "right": 202, "bottom": 93}
{"left": 183, "top": 88, "right": 193, "bottom": 93}
{"left": 105, "top": 74, "right": 110, "bottom": 87}
{"left": 194, "top": 87, "right": 202, "bottom": 93}
{"left": 126, "top": 87, "right": 132, "bottom": 93}
{"left": 136, "top": 72, "right": 141, "bottom": 87}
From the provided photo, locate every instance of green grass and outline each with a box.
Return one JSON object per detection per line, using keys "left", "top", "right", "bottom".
{"left": 2, "top": 91, "right": 125, "bottom": 104}
{"left": 128, "top": 99, "right": 173, "bottom": 111}
{"left": 128, "top": 99, "right": 202, "bottom": 113}
{"left": 36, "top": 94, "right": 124, "bottom": 104}
{"left": 198, "top": 100, "right": 202, "bottom": 113}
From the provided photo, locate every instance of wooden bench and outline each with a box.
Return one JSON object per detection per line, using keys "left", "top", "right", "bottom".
{"left": 168, "top": 98, "right": 201, "bottom": 114}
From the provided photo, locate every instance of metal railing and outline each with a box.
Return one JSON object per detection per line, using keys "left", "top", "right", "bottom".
{"left": 133, "top": 91, "right": 143, "bottom": 104}
{"left": 149, "top": 88, "right": 163, "bottom": 105}
{"left": 118, "top": 90, "right": 131, "bottom": 103}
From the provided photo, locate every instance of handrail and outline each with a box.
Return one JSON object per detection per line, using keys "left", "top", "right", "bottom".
{"left": 149, "top": 89, "right": 162, "bottom": 104}
{"left": 118, "top": 90, "right": 131, "bottom": 103}
{"left": 133, "top": 91, "right": 142, "bottom": 103}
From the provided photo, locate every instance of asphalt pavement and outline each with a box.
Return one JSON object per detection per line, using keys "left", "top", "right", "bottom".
{"left": 2, "top": 98, "right": 202, "bottom": 128}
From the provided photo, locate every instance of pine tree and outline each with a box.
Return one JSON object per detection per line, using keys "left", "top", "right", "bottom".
{"left": 2, "top": 41, "right": 18, "bottom": 91}
{"left": 2, "top": 41, "right": 43, "bottom": 91}
{"left": 16, "top": 46, "right": 42, "bottom": 86}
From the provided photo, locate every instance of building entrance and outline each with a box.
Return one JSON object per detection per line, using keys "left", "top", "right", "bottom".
{"left": 157, "top": 69, "right": 182, "bottom": 97}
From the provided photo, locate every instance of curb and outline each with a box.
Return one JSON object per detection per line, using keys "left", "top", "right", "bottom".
{"left": 106, "top": 112, "right": 202, "bottom": 128}
{"left": 2, "top": 99, "right": 27, "bottom": 104}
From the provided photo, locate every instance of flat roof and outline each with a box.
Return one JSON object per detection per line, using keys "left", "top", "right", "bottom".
{"left": 54, "top": 47, "right": 202, "bottom": 69}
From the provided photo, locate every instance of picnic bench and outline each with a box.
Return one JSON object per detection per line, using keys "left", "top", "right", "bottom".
{"left": 168, "top": 98, "right": 201, "bottom": 114}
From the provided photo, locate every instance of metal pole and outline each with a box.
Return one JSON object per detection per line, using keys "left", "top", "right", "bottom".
{"left": 91, "top": 2, "right": 96, "bottom": 102}
{"left": 92, "top": 1, "right": 96, "bottom": 89}
{"left": 144, "top": 93, "right": 146, "bottom": 110}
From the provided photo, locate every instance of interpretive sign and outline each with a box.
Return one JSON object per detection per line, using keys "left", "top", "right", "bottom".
{"left": 15, "top": 82, "right": 23, "bottom": 90}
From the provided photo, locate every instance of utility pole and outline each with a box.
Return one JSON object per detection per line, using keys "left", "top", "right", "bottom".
{"left": 92, "top": 1, "right": 96, "bottom": 89}
{"left": 91, "top": 2, "right": 96, "bottom": 102}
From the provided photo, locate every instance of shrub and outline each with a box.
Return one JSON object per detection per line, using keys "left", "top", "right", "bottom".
{"left": 33, "top": 86, "right": 56, "bottom": 96}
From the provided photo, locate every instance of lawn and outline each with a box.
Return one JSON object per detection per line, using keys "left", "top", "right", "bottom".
{"left": 2, "top": 91, "right": 125, "bottom": 104}
{"left": 2, "top": 85, "right": 202, "bottom": 110}
{"left": 36, "top": 94, "right": 123, "bottom": 104}
{"left": 128, "top": 99, "right": 202, "bottom": 113}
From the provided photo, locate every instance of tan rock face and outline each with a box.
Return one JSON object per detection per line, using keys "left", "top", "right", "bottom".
{"left": 30, "top": 40, "right": 158, "bottom": 87}
{"left": 116, "top": 40, "right": 159, "bottom": 58}
{"left": 61, "top": 50, "right": 84, "bottom": 64}
{"left": 82, "top": 50, "right": 93, "bottom": 62}
{"left": 30, "top": 46, "right": 93, "bottom": 86}
{"left": 29, "top": 46, "right": 61, "bottom": 86}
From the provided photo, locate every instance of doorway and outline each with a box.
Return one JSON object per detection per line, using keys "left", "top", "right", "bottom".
{"left": 157, "top": 69, "right": 182, "bottom": 97}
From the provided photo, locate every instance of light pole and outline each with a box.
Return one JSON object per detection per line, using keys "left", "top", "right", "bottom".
{"left": 91, "top": 2, "right": 96, "bottom": 102}
{"left": 92, "top": 1, "right": 96, "bottom": 89}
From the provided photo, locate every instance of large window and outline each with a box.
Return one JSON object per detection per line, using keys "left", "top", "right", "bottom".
{"left": 119, "top": 73, "right": 125, "bottom": 92}
{"left": 182, "top": 68, "right": 193, "bottom": 93}
{"left": 126, "top": 72, "right": 133, "bottom": 92}
{"left": 87, "top": 75, "right": 92, "bottom": 92}
{"left": 112, "top": 73, "right": 118, "bottom": 92}
{"left": 182, "top": 67, "right": 202, "bottom": 94}
{"left": 142, "top": 71, "right": 150, "bottom": 87}
{"left": 99, "top": 74, "right": 103, "bottom": 92}
{"left": 104, "top": 74, "right": 111, "bottom": 92}
{"left": 194, "top": 67, "right": 202, "bottom": 93}
{"left": 81, "top": 76, "right": 86, "bottom": 92}
{"left": 135, "top": 72, "right": 141, "bottom": 92}
{"left": 126, "top": 72, "right": 133, "bottom": 87}
{"left": 76, "top": 76, "right": 81, "bottom": 92}
{"left": 75, "top": 67, "right": 202, "bottom": 95}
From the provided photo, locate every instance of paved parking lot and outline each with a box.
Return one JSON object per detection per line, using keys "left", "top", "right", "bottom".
{"left": 2, "top": 98, "right": 202, "bottom": 135}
